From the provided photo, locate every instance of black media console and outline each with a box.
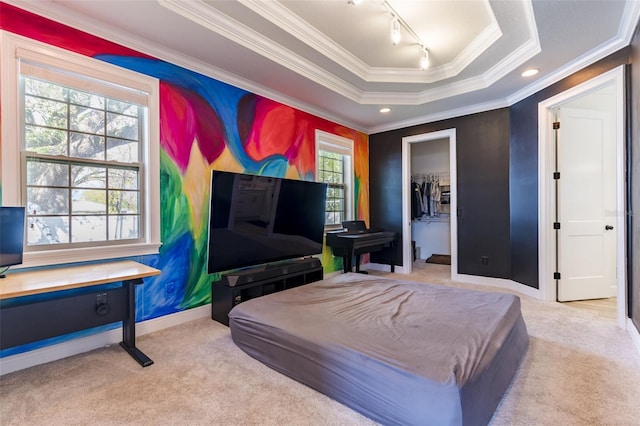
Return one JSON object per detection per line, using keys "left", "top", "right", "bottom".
{"left": 211, "top": 258, "right": 323, "bottom": 326}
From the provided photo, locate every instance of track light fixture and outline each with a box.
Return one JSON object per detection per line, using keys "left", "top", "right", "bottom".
{"left": 390, "top": 17, "right": 401, "bottom": 45}
{"left": 420, "top": 47, "right": 430, "bottom": 70}
{"left": 348, "top": 0, "right": 430, "bottom": 70}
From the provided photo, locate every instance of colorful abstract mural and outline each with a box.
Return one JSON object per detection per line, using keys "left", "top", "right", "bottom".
{"left": 0, "top": 2, "right": 368, "bottom": 356}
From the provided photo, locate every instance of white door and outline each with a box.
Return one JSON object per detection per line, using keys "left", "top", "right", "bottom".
{"left": 556, "top": 107, "right": 617, "bottom": 302}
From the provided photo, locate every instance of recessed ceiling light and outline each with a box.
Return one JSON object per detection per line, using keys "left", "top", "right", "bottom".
{"left": 380, "top": 107, "right": 391, "bottom": 113}
{"left": 521, "top": 68, "right": 539, "bottom": 77}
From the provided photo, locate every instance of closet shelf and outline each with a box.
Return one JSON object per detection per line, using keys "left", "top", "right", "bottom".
{"left": 413, "top": 215, "right": 450, "bottom": 224}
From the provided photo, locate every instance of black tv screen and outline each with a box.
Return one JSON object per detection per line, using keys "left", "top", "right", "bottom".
{"left": 0, "top": 206, "right": 26, "bottom": 268}
{"left": 207, "top": 171, "right": 327, "bottom": 273}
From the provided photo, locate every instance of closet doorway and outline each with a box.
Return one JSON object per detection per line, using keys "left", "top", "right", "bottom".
{"left": 401, "top": 129, "right": 457, "bottom": 276}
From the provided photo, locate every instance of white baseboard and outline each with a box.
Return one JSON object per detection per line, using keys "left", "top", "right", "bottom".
{"left": 455, "top": 273, "right": 542, "bottom": 299}
{"left": 628, "top": 318, "right": 640, "bottom": 358}
{"left": 365, "top": 262, "right": 407, "bottom": 274}
{"left": 323, "top": 270, "right": 343, "bottom": 279}
{"left": 366, "top": 263, "right": 540, "bottom": 299}
{"left": 0, "top": 304, "right": 211, "bottom": 376}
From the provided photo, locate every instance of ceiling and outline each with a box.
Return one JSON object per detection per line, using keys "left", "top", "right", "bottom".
{"left": 8, "top": 0, "right": 640, "bottom": 133}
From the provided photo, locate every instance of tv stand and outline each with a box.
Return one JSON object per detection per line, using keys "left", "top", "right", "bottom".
{"left": 211, "top": 258, "right": 323, "bottom": 326}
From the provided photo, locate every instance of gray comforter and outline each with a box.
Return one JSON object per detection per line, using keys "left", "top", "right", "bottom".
{"left": 229, "top": 273, "right": 529, "bottom": 426}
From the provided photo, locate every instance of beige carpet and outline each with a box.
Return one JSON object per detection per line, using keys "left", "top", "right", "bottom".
{"left": 1, "top": 263, "right": 639, "bottom": 425}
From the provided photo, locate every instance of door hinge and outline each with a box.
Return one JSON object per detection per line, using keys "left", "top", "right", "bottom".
{"left": 553, "top": 222, "right": 561, "bottom": 230}
{"left": 553, "top": 172, "right": 560, "bottom": 180}
{"left": 554, "top": 272, "right": 561, "bottom": 280}
{"left": 553, "top": 121, "right": 560, "bottom": 130}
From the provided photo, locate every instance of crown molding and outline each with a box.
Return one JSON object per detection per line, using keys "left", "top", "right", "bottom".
{"left": 158, "top": 0, "right": 363, "bottom": 101}
{"left": 482, "top": 0, "right": 540, "bottom": 86}
{"left": 237, "top": 0, "right": 369, "bottom": 78}
{"left": 239, "top": 0, "right": 504, "bottom": 84}
{"left": 162, "top": 0, "right": 540, "bottom": 105}
{"left": 2, "top": 0, "right": 367, "bottom": 132}
{"left": 5, "top": 0, "right": 637, "bottom": 136}
{"left": 368, "top": 98, "right": 510, "bottom": 134}
{"left": 506, "top": 0, "right": 640, "bottom": 106}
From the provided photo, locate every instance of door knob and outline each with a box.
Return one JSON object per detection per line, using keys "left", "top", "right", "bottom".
{"left": 605, "top": 225, "right": 614, "bottom": 230}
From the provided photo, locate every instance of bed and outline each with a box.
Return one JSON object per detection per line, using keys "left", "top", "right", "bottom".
{"left": 228, "top": 273, "right": 528, "bottom": 426}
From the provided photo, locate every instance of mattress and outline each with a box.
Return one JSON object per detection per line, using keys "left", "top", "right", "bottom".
{"left": 229, "top": 273, "right": 529, "bottom": 426}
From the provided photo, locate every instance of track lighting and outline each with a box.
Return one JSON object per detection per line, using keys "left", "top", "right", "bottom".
{"left": 390, "top": 17, "right": 401, "bottom": 45}
{"left": 420, "top": 47, "right": 430, "bottom": 70}
{"left": 348, "top": 0, "right": 430, "bottom": 70}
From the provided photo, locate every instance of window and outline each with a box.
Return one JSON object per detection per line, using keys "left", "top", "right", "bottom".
{"left": 1, "top": 33, "right": 160, "bottom": 267}
{"left": 318, "top": 150, "right": 346, "bottom": 226}
{"left": 315, "top": 130, "right": 354, "bottom": 229}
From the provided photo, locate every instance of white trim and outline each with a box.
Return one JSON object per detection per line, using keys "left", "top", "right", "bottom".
{"left": 368, "top": 99, "right": 509, "bottom": 135}
{"left": 322, "top": 270, "right": 343, "bottom": 280}
{"left": 456, "top": 274, "right": 541, "bottom": 300}
{"left": 238, "top": 0, "right": 504, "bottom": 85}
{"left": 508, "top": 0, "right": 640, "bottom": 108}
{"left": 0, "top": 1, "right": 366, "bottom": 133}
{"left": 5, "top": 0, "right": 637, "bottom": 136}
{"left": 538, "top": 65, "right": 627, "bottom": 329}
{"left": 365, "top": 262, "right": 404, "bottom": 274}
{"left": 0, "top": 305, "right": 211, "bottom": 376}
{"left": 0, "top": 32, "right": 161, "bottom": 267}
{"left": 158, "top": 0, "right": 362, "bottom": 101}
{"left": 315, "top": 130, "right": 355, "bottom": 224}
{"left": 628, "top": 319, "right": 640, "bottom": 357}
{"left": 364, "top": 262, "right": 541, "bottom": 299}
{"left": 401, "top": 129, "right": 457, "bottom": 277}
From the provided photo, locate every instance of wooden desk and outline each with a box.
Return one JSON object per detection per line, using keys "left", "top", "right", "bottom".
{"left": 0, "top": 260, "right": 160, "bottom": 367}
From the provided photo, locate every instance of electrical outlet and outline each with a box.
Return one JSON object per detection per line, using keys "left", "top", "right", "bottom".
{"left": 165, "top": 281, "right": 176, "bottom": 298}
{"left": 481, "top": 256, "right": 489, "bottom": 266}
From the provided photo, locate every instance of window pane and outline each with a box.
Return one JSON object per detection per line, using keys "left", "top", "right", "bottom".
{"left": 27, "top": 161, "right": 69, "bottom": 187}
{"left": 69, "top": 89, "right": 105, "bottom": 109}
{"left": 72, "top": 216, "right": 106, "bottom": 243}
{"left": 107, "top": 112, "right": 138, "bottom": 140}
{"left": 69, "top": 132, "right": 105, "bottom": 160}
{"left": 108, "top": 190, "right": 138, "bottom": 214}
{"left": 72, "top": 166, "right": 106, "bottom": 188}
{"left": 25, "top": 125, "right": 67, "bottom": 155}
{"left": 70, "top": 105, "right": 105, "bottom": 134}
{"left": 25, "top": 95, "right": 68, "bottom": 129}
{"left": 25, "top": 78, "right": 67, "bottom": 102}
{"left": 72, "top": 189, "right": 106, "bottom": 214}
{"left": 108, "top": 169, "right": 138, "bottom": 190}
{"left": 107, "top": 99, "right": 139, "bottom": 116}
{"left": 27, "top": 188, "right": 69, "bottom": 215}
{"left": 107, "top": 138, "right": 139, "bottom": 163}
{"left": 109, "top": 215, "right": 140, "bottom": 240}
{"left": 27, "top": 216, "right": 70, "bottom": 245}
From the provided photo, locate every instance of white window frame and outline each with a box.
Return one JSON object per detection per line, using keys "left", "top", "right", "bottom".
{"left": 315, "top": 130, "right": 354, "bottom": 230}
{"left": 1, "top": 32, "right": 161, "bottom": 268}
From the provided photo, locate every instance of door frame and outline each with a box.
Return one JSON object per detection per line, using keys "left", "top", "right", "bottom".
{"left": 401, "top": 129, "right": 457, "bottom": 277}
{"left": 538, "top": 65, "right": 627, "bottom": 328}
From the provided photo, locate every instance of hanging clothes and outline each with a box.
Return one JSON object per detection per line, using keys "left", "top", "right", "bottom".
{"left": 411, "top": 180, "right": 423, "bottom": 219}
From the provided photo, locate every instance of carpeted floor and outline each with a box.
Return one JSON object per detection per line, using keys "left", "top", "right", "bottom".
{"left": 1, "top": 263, "right": 639, "bottom": 425}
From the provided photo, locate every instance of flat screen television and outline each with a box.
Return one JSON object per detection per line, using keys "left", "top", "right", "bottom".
{"left": 207, "top": 171, "right": 327, "bottom": 274}
{"left": 0, "top": 206, "right": 26, "bottom": 276}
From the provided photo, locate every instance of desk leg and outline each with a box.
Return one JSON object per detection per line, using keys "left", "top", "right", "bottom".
{"left": 120, "top": 278, "right": 154, "bottom": 367}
